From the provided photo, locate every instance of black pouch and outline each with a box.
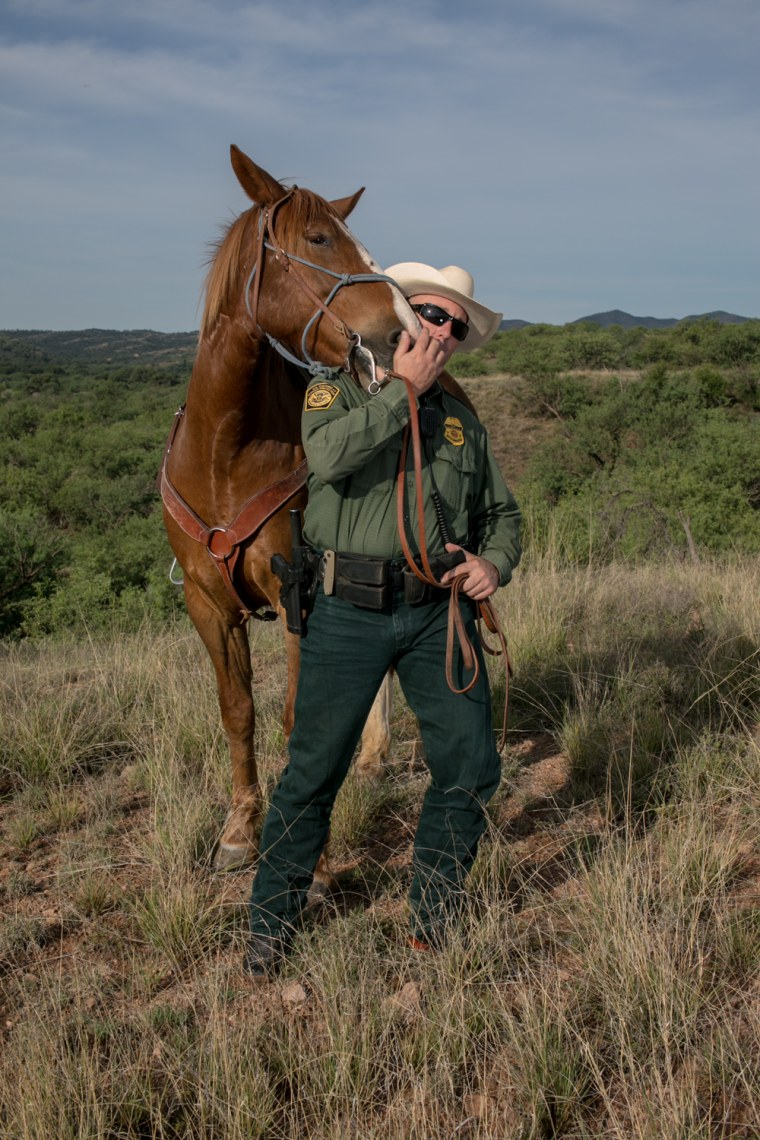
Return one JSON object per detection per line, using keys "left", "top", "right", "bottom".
{"left": 402, "top": 570, "right": 435, "bottom": 605}
{"left": 335, "top": 554, "right": 388, "bottom": 610}
{"left": 402, "top": 549, "right": 467, "bottom": 605}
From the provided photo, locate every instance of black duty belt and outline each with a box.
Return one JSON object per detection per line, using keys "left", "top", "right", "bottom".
{"left": 324, "top": 550, "right": 463, "bottom": 611}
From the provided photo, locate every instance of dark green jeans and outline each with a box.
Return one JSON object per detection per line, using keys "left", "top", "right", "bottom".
{"left": 248, "top": 585, "right": 500, "bottom": 945}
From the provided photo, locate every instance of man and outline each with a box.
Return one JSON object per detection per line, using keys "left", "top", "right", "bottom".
{"left": 245, "top": 263, "right": 521, "bottom": 975}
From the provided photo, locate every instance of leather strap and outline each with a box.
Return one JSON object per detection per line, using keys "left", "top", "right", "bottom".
{"left": 159, "top": 407, "right": 307, "bottom": 622}
{"left": 390, "top": 373, "right": 512, "bottom": 749}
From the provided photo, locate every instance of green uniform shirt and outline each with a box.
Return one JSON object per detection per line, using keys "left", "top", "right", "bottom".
{"left": 301, "top": 373, "right": 521, "bottom": 586}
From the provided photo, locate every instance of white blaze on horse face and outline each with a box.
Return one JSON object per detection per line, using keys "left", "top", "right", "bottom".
{"left": 340, "top": 221, "right": 418, "bottom": 335}
{"left": 390, "top": 281, "right": 419, "bottom": 334}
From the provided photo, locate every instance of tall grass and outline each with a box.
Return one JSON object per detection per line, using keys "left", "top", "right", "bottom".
{"left": 1, "top": 555, "right": 758, "bottom": 1138}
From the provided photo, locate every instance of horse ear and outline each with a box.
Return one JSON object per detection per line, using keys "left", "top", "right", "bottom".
{"left": 330, "top": 188, "right": 365, "bottom": 221}
{"left": 230, "top": 145, "right": 286, "bottom": 206}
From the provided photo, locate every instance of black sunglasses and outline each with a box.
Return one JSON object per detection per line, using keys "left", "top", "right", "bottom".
{"left": 411, "top": 303, "right": 469, "bottom": 343}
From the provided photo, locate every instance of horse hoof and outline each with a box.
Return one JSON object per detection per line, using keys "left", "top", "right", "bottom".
{"left": 355, "top": 760, "right": 384, "bottom": 784}
{"left": 306, "top": 877, "right": 335, "bottom": 907}
{"left": 213, "top": 842, "right": 257, "bottom": 873}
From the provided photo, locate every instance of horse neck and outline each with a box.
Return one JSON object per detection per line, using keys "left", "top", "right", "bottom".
{"left": 184, "top": 322, "right": 304, "bottom": 454}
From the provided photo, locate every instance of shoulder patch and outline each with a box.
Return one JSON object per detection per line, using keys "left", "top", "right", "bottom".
{"left": 443, "top": 415, "right": 465, "bottom": 446}
{"left": 305, "top": 383, "right": 340, "bottom": 411}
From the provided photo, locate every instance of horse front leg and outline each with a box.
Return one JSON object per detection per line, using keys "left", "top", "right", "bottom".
{"left": 355, "top": 671, "right": 393, "bottom": 781}
{"left": 184, "top": 580, "right": 262, "bottom": 872}
{"left": 282, "top": 627, "right": 300, "bottom": 739}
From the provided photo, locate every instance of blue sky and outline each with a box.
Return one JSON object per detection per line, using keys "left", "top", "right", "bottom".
{"left": 1, "top": 0, "right": 758, "bottom": 330}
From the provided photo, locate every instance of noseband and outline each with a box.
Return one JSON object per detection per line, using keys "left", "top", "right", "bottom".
{"left": 244, "top": 189, "right": 396, "bottom": 387}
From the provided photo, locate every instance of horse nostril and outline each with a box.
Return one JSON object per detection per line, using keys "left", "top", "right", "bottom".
{"left": 388, "top": 327, "right": 403, "bottom": 349}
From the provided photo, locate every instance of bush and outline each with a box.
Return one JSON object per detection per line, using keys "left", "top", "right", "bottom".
{"left": 520, "top": 367, "right": 760, "bottom": 561}
{"left": 0, "top": 507, "right": 66, "bottom": 637}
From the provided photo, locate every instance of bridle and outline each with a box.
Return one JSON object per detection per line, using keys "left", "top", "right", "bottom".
{"left": 244, "top": 188, "right": 397, "bottom": 389}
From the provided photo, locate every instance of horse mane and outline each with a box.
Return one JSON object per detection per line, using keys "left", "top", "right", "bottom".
{"left": 199, "top": 188, "right": 338, "bottom": 340}
{"left": 200, "top": 211, "right": 253, "bottom": 339}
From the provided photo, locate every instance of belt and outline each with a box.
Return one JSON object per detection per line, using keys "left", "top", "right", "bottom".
{"left": 326, "top": 551, "right": 444, "bottom": 609}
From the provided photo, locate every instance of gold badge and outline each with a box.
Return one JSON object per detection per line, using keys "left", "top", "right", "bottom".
{"left": 305, "top": 383, "right": 340, "bottom": 411}
{"left": 443, "top": 416, "right": 464, "bottom": 446}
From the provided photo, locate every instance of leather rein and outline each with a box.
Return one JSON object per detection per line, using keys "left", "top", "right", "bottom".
{"left": 160, "top": 190, "right": 397, "bottom": 622}
{"left": 389, "top": 370, "right": 512, "bottom": 750}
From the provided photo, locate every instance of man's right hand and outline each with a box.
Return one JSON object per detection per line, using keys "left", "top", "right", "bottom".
{"left": 380, "top": 329, "right": 446, "bottom": 396}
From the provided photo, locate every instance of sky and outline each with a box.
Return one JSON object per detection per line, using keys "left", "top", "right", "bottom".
{"left": 1, "top": 0, "right": 758, "bottom": 331}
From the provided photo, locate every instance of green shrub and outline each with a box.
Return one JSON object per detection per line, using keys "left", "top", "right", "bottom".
{"left": 520, "top": 367, "right": 760, "bottom": 561}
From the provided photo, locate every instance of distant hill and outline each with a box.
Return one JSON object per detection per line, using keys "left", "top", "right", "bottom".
{"left": 680, "top": 311, "right": 752, "bottom": 326}
{"left": 571, "top": 309, "right": 753, "bottom": 330}
{"left": 499, "top": 309, "right": 753, "bottom": 331}
{"left": 572, "top": 310, "right": 676, "bottom": 330}
{"left": 1, "top": 328, "right": 197, "bottom": 369}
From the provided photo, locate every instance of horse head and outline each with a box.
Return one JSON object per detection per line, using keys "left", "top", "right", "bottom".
{"left": 220, "top": 145, "right": 414, "bottom": 385}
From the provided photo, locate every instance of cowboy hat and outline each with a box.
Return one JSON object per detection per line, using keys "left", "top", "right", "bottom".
{"left": 384, "top": 262, "right": 502, "bottom": 352}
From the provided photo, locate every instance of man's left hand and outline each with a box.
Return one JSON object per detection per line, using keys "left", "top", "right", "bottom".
{"left": 377, "top": 329, "right": 446, "bottom": 396}
{"left": 440, "top": 543, "right": 499, "bottom": 601}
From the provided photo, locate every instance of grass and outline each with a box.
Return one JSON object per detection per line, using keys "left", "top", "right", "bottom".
{"left": 0, "top": 554, "right": 758, "bottom": 1137}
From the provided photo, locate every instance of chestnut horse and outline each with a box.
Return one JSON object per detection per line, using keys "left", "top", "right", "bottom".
{"left": 161, "top": 146, "right": 414, "bottom": 874}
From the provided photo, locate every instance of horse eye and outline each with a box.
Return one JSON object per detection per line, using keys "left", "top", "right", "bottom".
{"left": 308, "top": 232, "right": 329, "bottom": 247}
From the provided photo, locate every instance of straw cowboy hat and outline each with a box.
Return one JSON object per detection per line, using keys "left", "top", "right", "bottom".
{"left": 385, "top": 262, "right": 503, "bottom": 352}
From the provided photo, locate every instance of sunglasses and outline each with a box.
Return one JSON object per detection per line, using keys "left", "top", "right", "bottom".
{"left": 411, "top": 303, "right": 469, "bottom": 343}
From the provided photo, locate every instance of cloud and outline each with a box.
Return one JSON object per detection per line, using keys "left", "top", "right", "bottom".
{"left": 1, "top": 0, "right": 758, "bottom": 328}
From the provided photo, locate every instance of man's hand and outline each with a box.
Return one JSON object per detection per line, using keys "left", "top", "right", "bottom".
{"left": 379, "top": 328, "right": 445, "bottom": 396}
{"left": 440, "top": 542, "right": 499, "bottom": 601}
